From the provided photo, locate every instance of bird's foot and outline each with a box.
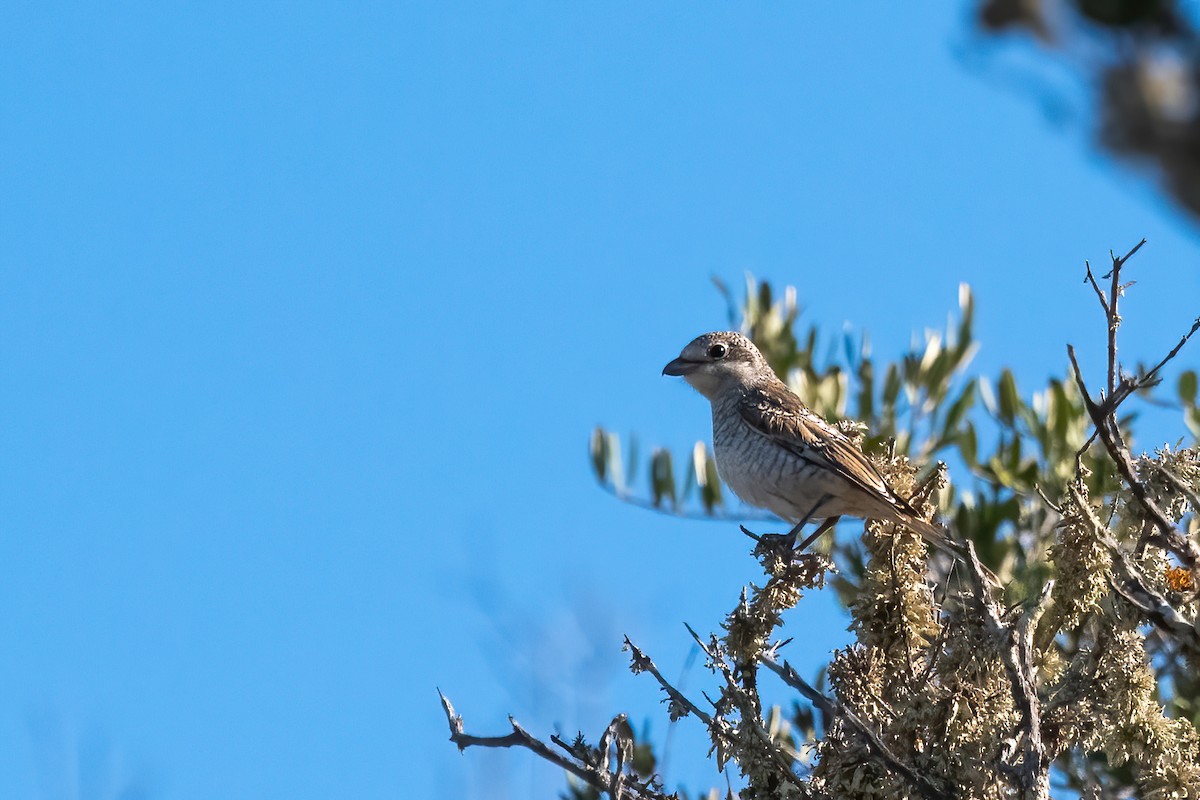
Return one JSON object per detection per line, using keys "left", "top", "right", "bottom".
{"left": 741, "top": 525, "right": 798, "bottom": 564}
{"left": 743, "top": 515, "right": 841, "bottom": 565}
{"left": 740, "top": 524, "right": 798, "bottom": 547}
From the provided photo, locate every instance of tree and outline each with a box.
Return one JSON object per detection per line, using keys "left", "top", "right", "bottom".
{"left": 440, "top": 242, "right": 1200, "bottom": 799}
{"left": 975, "top": 0, "right": 1200, "bottom": 222}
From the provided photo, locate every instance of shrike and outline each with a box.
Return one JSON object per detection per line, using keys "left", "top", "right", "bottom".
{"left": 663, "top": 331, "right": 967, "bottom": 560}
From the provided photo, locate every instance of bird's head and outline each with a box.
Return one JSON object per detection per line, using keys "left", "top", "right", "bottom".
{"left": 662, "top": 331, "right": 771, "bottom": 399}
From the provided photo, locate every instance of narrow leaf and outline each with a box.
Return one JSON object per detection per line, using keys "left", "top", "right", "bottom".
{"left": 650, "top": 448, "right": 676, "bottom": 509}
{"left": 997, "top": 369, "right": 1019, "bottom": 424}
{"left": 1179, "top": 370, "right": 1198, "bottom": 405}
{"left": 590, "top": 427, "right": 608, "bottom": 482}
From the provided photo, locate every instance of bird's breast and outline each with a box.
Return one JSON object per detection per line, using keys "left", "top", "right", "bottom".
{"left": 710, "top": 401, "right": 846, "bottom": 522}
{"left": 710, "top": 407, "right": 794, "bottom": 512}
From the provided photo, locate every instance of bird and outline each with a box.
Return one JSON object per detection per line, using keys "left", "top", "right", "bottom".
{"left": 662, "top": 330, "right": 971, "bottom": 564}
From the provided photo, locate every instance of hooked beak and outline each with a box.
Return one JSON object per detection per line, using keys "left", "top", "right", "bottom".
{"left": 662, "top": 357, "right": 699, "bottom": 377}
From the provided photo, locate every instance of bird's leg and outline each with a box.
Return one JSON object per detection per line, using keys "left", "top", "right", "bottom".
{"left": 794, "top": 515, "right": 840, "bottom": 552}
{"left": 744, "top": 496, "right": 835, "bottom": 561}
{"left": 781, "top": 494, "right": 833, "bottom": 550}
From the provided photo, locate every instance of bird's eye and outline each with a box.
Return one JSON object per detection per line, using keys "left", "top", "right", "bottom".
{"left": 707, "top": 343, "right": 727, "bottom": 359}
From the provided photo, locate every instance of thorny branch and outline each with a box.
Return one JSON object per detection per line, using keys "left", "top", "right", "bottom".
{"left": 624, "top": 636, "right": 713, "bottom": 725}
{"left": 1067, "top": 241, "right": 1200, "bottom": 570}
{"left": 1102, "top": 239, "right": 1145, "bottom": 396}
{"left": 438, "top": 690, "right": 672, "bottom": 800}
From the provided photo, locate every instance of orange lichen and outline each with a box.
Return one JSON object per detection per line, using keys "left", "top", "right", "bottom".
{"left": 1165, "top": 566, "right": 1194, "bottom": 593}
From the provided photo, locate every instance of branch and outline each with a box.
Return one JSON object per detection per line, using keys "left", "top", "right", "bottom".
{"left": 1145, "top": 457, "right": 1200, "bottom": 515}
{"left": 1082, "top": 260, "right": 1110, "bottom": 318}
{"left": 437, "top": 690, "right": 671, "bottom": 800}
{"left": 761, "top": 656, "right": 952, "bottom": 800}
{"left": 1108, "top": 237, "right": 1148, "bottom": 276}
{"left": 1067, "top": 345, "right": 1200, "bottom": 569}
{"left": 1064, "top": 480, "right": 1200, "bottom": 655}
{"left": 1102, "top": 538, "right": 1200, "bottom": 656}
{"left": 680, "top": 624, "right": 803, "bottom": 784}
{"left": 624, "top": 637, "right": 713, "bottom": 725}
{"left": 1089, "top": 241, "right": 1142, "bottom": 398}
{"left": 963, "top": 543, "right": 1052, "bottom": 800}
{"left": 1072, "top": 242, "right": 1195, "bottom": 466}
{"left": 1131, "top": 316, "right": 1200, "bottom": 395}
{"left": 1085, "top": 316, "right": 1200, "bottom": 422}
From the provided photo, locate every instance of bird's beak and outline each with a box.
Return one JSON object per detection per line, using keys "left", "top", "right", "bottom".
{"left": 662, "top": 357, "right": 697, "bottom": 376}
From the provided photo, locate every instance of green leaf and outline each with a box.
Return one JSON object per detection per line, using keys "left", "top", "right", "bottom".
{"left": 941, "top": 379, "right": 977, "bottom": 440}
{"left": 1179, "top": 370, "right": 1198, "bottom": 405}
{"left": 883, "top": 363, "right": 902, "bottom": 407}
{"left": 1048, "top": 380, "right": 1074, "bottom": 437}
{"left": 693, "top": 441, "right": 723, "bottom": 513}
{"left": 843, "top": 331, "right": 858, "bottom": 369}
{"left": 605, "top": 432, "right": 625, "bottom": 493}
{"left": 857, "top": 358, "right": 875, "bottom": 423}
{"left": 979, "top": 376, "right": 997, "bottom": 416}
{"left": 650, "top": 448, "right": 676, "bottom": 509}
{"left": 997, "top": 369, "right": 1019, "bottom": 424}
{"left": 758, "top": 279, "right": 772, "bottom": 312}
{"left": 959, "top": 421, "right": 978, "bottom": 466}
{"left": 924, "top": 351, "right": 955, "bottom": 405}
{"left": 590, "top": 427, "right": 608, "bottom": 482}
{"left": 919, "top": 333, "right": 943, "bottom": 377}
{"left": 957, "top": 282, "right": 974, "bottom": 355}
{"left": 987, "top": 454, "right": 1016, "bottom": 489}
{"left": 704, "top": 455, "right": 722, "bottom": 511}
{"left": 625, "top": 434, "right": 639, "bottom": 485}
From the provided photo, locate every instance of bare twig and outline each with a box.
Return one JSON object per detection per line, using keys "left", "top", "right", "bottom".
{"left": 1083, "top": 260, "right": 1110, "bottom": 318}
{"left": 1108, "top": 238, "right": 1148, "bottom": 276}
{"left": 441, "top": 692, "right": 611, "bottom": 797}
{"left": 761, "top": 656, "right": 952, "bottom": 800}
{"left": 1099, "top": 239, "right": 1146, "bottom": 395}
{"left": 1085, "top": 317, "right": 1200, "bottom": 422}
{"left": 624, "top": 637, "right": 713, "bottom": 725}
{"left": 1077, "top": 241, "right": 1200, "bottom": 425}
{"left": 1034, "top": 483, "right": 1064, "bottom": 515}
{"left": 438, "top": 690, "right": 674, "bottom": 800}
{"left": 1131, "top": 317, "right": 1200, "bottom": 396}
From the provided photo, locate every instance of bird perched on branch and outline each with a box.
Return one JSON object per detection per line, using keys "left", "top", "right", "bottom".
{"left": 662, "top": 331, "right": 970, "bottom": 563}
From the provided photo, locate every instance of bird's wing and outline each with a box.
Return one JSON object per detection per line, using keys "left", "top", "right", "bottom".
{"left": 738, "top": 383, "right": 998, "bottom": 583}
{"left": 738, "top": 384, "right": 916, "bottom": 514}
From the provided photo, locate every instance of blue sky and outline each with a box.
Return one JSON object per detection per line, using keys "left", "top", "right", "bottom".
{"left": 2, "top": 3, "right": 1198, "bottom": 800}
